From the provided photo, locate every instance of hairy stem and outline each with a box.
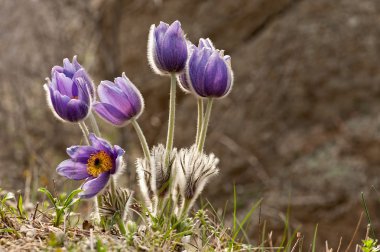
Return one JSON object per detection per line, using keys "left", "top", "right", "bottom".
{"left": 131, "top": 120, "right": 151, "bottom": 161}
{"left": 195, "top": 99, "right": 204, "bottom": 145}
{"left": 89, "top": 113, "right": 101, "bottom": 137}
{"left": 78, "top": 121, "right": 90, "bottom": 145}
{"left": 197, "top": 98, "right": 214, "bottom": 152}
{"left": 165, "top": 74, "right": 177, "bottom": 166}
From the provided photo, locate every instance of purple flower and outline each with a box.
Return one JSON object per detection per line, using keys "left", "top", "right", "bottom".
{"left": 44, "top": 63, "right": 92, "bottom": 122}
{"left": 51, "top": 56, "right": 95, "bottom": 100}
{"left": 93, "top": 73, "right": 144, "bottom": 126}
{"left": 185, "top": 38, "right": 233, "bottom": 99}
{"left": 177, "top": 40, "right": 196, "bottom": 93}
{"left": 56, "top": 134, "right": 125, "bottom": 199}
{"left": 148, "top": 20, "right": 188, "bottom": 75}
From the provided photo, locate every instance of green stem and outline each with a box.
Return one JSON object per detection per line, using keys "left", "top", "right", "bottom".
{"left": 195, "top": 99, "right": 204, "bottom": 145}
{"left": 78, "top": 121, "right": 90, "bottom": 145}
{"left": 89, "top": 113, "right": 101, "bottom": 137}
{"left": 180, "top": 198, "right": 192, "bottom": 219}
{"left": 131, "top": 120, "right": 151, "bottom": 161}
{"left": 115, "top": 214, "right": 127, "bottom": 236}
{"left": 165, "top": 73, "right": 177, "bottom": 166}
{"left": 197, "top": 98, "right": 214, "bottom": 152}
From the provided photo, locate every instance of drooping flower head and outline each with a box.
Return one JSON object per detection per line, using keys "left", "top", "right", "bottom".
{"left": 44, "top": 56, "right": 94, "bottom": 122}
{"left": 187, "top": 38, "right": 234, "bottom": 98}
{"left": 93, "top": 73, "right": 144, "bottom": 127}
{"left": 148, "top": 20, "right": 188, "bottom": 75}
{"left": 56, "top": 134, "right": 125, "bottom": 199}
{"left": 176, "top": 146, "right": 219, "bottom": 212}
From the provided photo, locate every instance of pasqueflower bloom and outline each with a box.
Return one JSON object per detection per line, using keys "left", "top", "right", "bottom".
{"left": 187, "top": 39, "right": 233, "bottom": 98}
{"left": 56, "top": 134, "right": 125, "bottom": 199}
{"left": 93, "top": 73, "right": 144, "bottom": 126}
{"left": 148, "top": 20, "right": 188, "bottom": 75}
{"left": 44, "top": 56, "right": 94, "bottom": 122}
{"left": 177, "top": 38, "right": 216, "bottom": 93}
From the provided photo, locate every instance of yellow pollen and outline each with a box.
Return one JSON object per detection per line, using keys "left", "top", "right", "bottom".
{"left": 87, "top": 151, "right": 113, "bottom": 177}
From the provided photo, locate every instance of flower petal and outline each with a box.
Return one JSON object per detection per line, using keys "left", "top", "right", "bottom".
{"left": 93, "top": 102, "right": 129, "bottom": 126}
{"left": 51, "top": 89, "right": 71, "bottom": 119}
{"left": 55, "top": 72, "right": 74, "bottom": 97}
{"left": 56, "top": 159, "right": 89, "bottom": 180}
{"left": 203, "top": 52, "right": 229, "bottom": 97}
{"left": 111, "top": 145, "right": 125, "bottom": 174}
{"left": 88, "top": 133, "right": 113, "bottom": 155}
{"left": 67, "top": 145, "right": 97, "bottom": 163}
{"left": 65, "top": 99, "right": 90, "bottom": 122}
{"left": 79, "top": 173, "right": 110, "bottom": 199}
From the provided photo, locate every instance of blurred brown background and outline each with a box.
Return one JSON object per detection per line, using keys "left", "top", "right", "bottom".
{"left": 1, "top": 0, "right": 379, "bottom": 247}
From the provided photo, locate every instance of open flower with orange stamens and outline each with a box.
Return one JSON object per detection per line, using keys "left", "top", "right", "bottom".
{"left": 56, "top": 133, "right": 125, "bottom": 199}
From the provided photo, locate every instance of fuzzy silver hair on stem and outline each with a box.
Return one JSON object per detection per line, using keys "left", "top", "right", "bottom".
{"left": 175, "top": 146, "right": 219, "bottom": 217}
{"left": 99, "top": 187, "right": 134, "bottom": 221}
{"left": 136, "top": 144, "right": 177, "bottom": 214}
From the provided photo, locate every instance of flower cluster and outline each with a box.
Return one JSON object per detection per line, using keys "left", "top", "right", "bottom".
{"left": 44, "top": 20, "right": 233, "bottom": 234}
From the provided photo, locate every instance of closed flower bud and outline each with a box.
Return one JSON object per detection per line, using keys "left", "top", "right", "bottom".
{"left": 148, "top": 20, "right": 188, "bottom": 75}
{"left": 93, "top": 73, "right": 144, "bottom": 127}
{"left": 176, "top": 146, "right": 219, "bottom": 213}
{"left": 187, "top": 39, "right": 234, "bottom": 98}
{"left": 44, "top": 67, "right": 92, "bottom": 123}
{"left": 136, "top": 144, "right": 177, "bottom": 213}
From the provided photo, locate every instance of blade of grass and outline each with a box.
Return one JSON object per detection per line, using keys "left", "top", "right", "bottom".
{"left": 361, "top": 192, "right": 376, "bottom": 238}
{"left": 232, "top": 198, "right": 263, "bottom": 240}
{"left": 312, "top": 224, "right": 318, "bottom": 252}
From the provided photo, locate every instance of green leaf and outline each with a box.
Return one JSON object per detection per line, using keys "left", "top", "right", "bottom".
{"left": 17, "top": 194, "right": 27, "bottom": 219}
{"left": 63, "top": 188, "right": 82, "bottom": 208}
{"left": 38, "top": 187, "right": 56, "bottom": 208}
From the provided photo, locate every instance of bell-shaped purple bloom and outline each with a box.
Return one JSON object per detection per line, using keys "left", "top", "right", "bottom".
{"left": 93, "top": 73, "right": 144, "bottom": 126}
{"left": 187, "top": 39, "right": 234, "bottom": 99}
{"left": 44, "top": 69, "right": 92, "bottom": 122}
{"left": 51, "top": 56, "right": 95, "bottom": 100}
{"left": 56, "top": 134, "right": 125, "bottom": 199}
{"left": 148, "top": 20, "right": 188, "bottom": 75}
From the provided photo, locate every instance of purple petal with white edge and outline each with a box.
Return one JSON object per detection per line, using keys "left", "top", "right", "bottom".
{"left": 51, "top": 65, "right": 64, "bottom": 75}
{"left": 177, "top": 73, "right": 191, "bottom": 93}
{"left": 188, "top": 48, "right": 213, "bottom": 97}
{"left": 51, "top": 89, "right": 71, "bottom": 119}
{"left": 93, "top": 102, "right": 129, "bottom": 126}
{"left": 75, "top": 78, "right": 91, "bottom": 105}
{"left": 88, "top": 133, "right": 113, "bottom": 156}
{"left": 56, "top": 159, "right": 89, "bottom": 180}
{"left": 67, "top": 145, "right": 97, "bottom": 163}
{"left": 72, "top": 56, "right": 83, "bottom": 71}
{"left": 66, "top": 99, "right": 90, "bottom": 122}
{"left": 114, "top": 75, "right": 143, "bottom": 116}
{"left": 73, "top": 68, "right": 95, "bottom": 99}
{"left": 161, "top": 21, "right": 187, "bottom": 72}
{"left": 204, "top": 52, "right": 229, "bottom": 97}
{"left": 55, "top": 72, "right": 74, "bottom": 97}
{"left": 111, "top": 145, "right": 125, "bottom": 174}
{"left": 198, "top": 38, "right": 215, "bottom": 50}
{"left": 63, "top": 58, "right": 76, "bottom": 78}
{"left": 97, "top": 82, "right": 137, "bottom": 117}
{"left": 79, "top": 173, "right": 110, "bottom": 199}
{"left": 204, "top": 51, "right": 230, "bottom": 97}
